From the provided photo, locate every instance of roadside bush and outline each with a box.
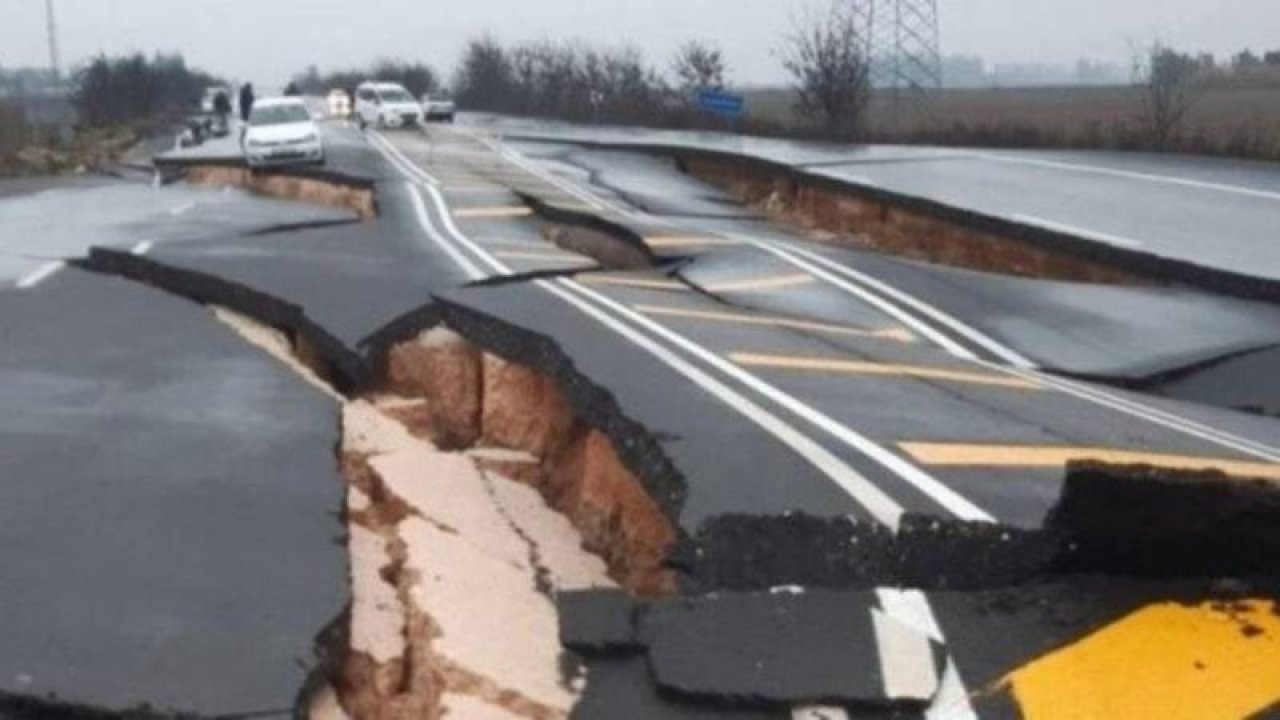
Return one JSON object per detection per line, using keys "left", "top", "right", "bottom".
{"left": 73, "top": 53, "right": 220, "bottom": 127}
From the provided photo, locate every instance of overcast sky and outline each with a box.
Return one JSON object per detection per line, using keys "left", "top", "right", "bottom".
{"left": 4, "top": 0, "right": 1278, "bottom": 86}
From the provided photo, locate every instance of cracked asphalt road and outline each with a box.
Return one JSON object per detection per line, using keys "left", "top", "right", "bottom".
{"left": 3, "top": 116, "right": 1280, "bottom": 719}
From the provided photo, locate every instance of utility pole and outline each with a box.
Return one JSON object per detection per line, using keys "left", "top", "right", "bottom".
{"left": 46, "top": 0, "right": 61, "bottom": 80}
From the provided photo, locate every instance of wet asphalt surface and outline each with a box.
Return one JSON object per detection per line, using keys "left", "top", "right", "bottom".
{"left": 473, "top": 113, "right": 1280, "bottom": 287}
{"left": 2, "top": 116, "right": 1279, "bottom": 717}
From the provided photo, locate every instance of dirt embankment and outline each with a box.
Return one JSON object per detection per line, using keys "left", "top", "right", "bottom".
{"left": 185, "top": 164, "right": 378, "bottom": 219}
{"left": 680, "top": 155, "right": 1142, "bottom": 285}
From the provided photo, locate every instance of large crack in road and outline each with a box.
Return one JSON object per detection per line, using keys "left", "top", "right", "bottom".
{"left": 6, "top": 121, "right": 1280, "bottom": 719}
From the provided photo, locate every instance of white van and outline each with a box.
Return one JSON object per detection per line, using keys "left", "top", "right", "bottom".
{"left": 354, "top": 82, "right": 424, "bottom": 129}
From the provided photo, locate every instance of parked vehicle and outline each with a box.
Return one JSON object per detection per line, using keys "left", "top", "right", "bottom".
{"left": 241, "top": 97, "right": 325, "bottom": 167}
{"left": 354, "top": 82, "right": 423, "bottom": 129}
{"left": 422, "top": 92, "right": 456, "bottom": 123}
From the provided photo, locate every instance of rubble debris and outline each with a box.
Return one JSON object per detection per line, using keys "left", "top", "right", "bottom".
{"left": 557, "top": 590, "right": 644, "bottom": 655}
{"left": 1049, "top": 460, "right": 1280, "bottom": 577}
{"left": 642, "top": 592, "right": 943, "bottom": 707}
{"left": 337, "top": 399, "right": 617, "bottom": 720}
{"left": 675, "top": 513, "right": 1058, "bottom": 593}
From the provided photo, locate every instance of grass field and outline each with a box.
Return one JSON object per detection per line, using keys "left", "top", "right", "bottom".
{"left": 744, "top": 69, "right": 1280, "bottom": 160}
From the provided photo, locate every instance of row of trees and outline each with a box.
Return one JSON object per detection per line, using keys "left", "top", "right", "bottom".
{"left": 73, "top": 53, "right": 220, "bottom": 127}
{"left": 451, "top": 37, "right": 727, "bottom": 126}
{"left": 290, "top": 60, "right": 440, "bottom": 99}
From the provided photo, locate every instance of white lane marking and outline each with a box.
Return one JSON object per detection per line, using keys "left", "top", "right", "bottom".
{"left": 408, "top": 185, "right": 486, "bottom": 281}
{"left": 16, "top": 260, "right": 65, "bottom": 289}
{"left": 876, "top": 588, "right": 944, "bottom": 642}
{"left": 872, "top": 608, "right": 942, "bottom": 701}
{"left": 422, "top": 139, "right": 995, "bottom": 521}
{"left": 415, "top": 183, "right": 908, "bottom": 528}
{"left": 168, "top": 202, "right": 196, "bottom": 216}
{"left": 759, "top": 239, "right": 1039, "bottom": 369}
{"left": 927, "top": 659, "right": 981, "bottom": 720}
{"left": 979, "top": 152, "right": 1280, "bottom": 203}
{"left": 751, "top": 235, "right": 1280, "bottom": 461}
{"left": 130, "top": 241, "right": 153, "bottom": 256}
{"left": 555, "top": 277, "right": 994, "bottom": 523}
{"left": 368, "top": 130, "right": 437, "bottom": 186}
{"left": 999, "top": 362, "right": 1280, "bottom": 462}
{"left": 1010, "top": 213, "right": 1144, "bottom": 250}
{"left": 403, "top": 138, "right": 980, "bottom": 719}
{"left": 747, "top": 239, "right": 981, "bottom": 362}
{"left": 424, "top": 181, "right": 906, "bottom": 527}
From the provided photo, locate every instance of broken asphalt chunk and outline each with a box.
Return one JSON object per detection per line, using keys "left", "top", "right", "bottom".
{"left": 640, "top": 590, "right": 944, "bottom": 707}
{"left": 558, "top": 589, "right": 644, "bottom": 654}
{"left": 1049, "top": 460, "right": 1280, "bottom": 577}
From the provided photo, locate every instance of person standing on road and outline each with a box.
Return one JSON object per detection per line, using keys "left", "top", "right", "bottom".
{"left": 239, "top": 83, "right": 255, "bottom": 122}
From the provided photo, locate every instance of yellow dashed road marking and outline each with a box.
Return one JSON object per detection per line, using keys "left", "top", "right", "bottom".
{"left": 453, "top": 206, "right": 534, "bottom": 219}
{"left": 644, "top": 236, "right": 741, "bottom": 249}
{"left": 730, "top": 353, "right": 1040, "bottom": 389}
{"left": 636, "top": 305, "right": 914, "bottom": 342}
{"left": 899, "top": 442, "right": 1280, "bottom": 479}
{"left": 998, "top": 600, "right": 1280, "bottom": 720}
{"left": 703, "top": 273, "right": 816, "bottom": 293}
{"left": 578, "top": 275, "right": 687, "bottom": 291}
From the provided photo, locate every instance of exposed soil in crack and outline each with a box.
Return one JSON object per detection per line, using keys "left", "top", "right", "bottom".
{"left": 677, "top": 155, "right": 1143, "bottom": 286}
{"left": 181, "top": 164, "right": 377, "bottom": 220}
{"left": 211, "top": 304, "right": 674, "bottom": 720}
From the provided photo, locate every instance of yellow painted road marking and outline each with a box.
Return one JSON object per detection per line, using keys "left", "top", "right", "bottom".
{"left": 578, "top": 275, "right": 687, "bottom": 291}
{"left": 453, "top": 206, "right": 534, "bottom": 219}
{"left": 644, "top": 236, "right": 741, "bottom": 249}
{"left": 899, "top": 442, "right": 1280, "bottom": 480}
{"left": 636, "top": 305, "right": 915, "bottom": 343}
{"left": 998, "top": 600, "right": 1280, "bottom": 720}
{"left": 703, "top": 273, "right": 816, "bottom": 293}
{"left": 730, "top": 353, "right": 1040, "bottom": 389}
{"left": 492, "top": 250, "right": 593, "bottom": 264}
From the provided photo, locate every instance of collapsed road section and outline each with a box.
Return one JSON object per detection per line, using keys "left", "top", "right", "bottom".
{"left": 5, "top": 118, "right": 1280, "bottom": 719}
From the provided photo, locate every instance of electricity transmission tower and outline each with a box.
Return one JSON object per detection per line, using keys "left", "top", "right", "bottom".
{"left": 855, "top": 0, "right": 942, "bottom": 128}
{"left": 46, "top": 0, "right": 62, "bottom": 79}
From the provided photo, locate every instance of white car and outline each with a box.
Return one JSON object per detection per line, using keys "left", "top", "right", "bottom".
{"left": 422, "top": 93, "right": 456, "bottom": 123}
{"left": 354, "top": 82, "right": 424, "bottom": 129}
{"left": 241, "top": 97, "right": 325, "bottom": 167}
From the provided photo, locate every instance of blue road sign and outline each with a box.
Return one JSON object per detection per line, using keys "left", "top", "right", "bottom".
{"left": 696, "top": 89, "right": 745, "bottom": 118}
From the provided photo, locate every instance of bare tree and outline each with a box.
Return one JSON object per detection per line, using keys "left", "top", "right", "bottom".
{"left": 672, "top": 40, "right": 727, "bottom": 93}
{"left": 1133, "top": 42, "right": 1201, "bottom": 150}
{"left": 781, "top": 2, "right": 871, "bottom": 140}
